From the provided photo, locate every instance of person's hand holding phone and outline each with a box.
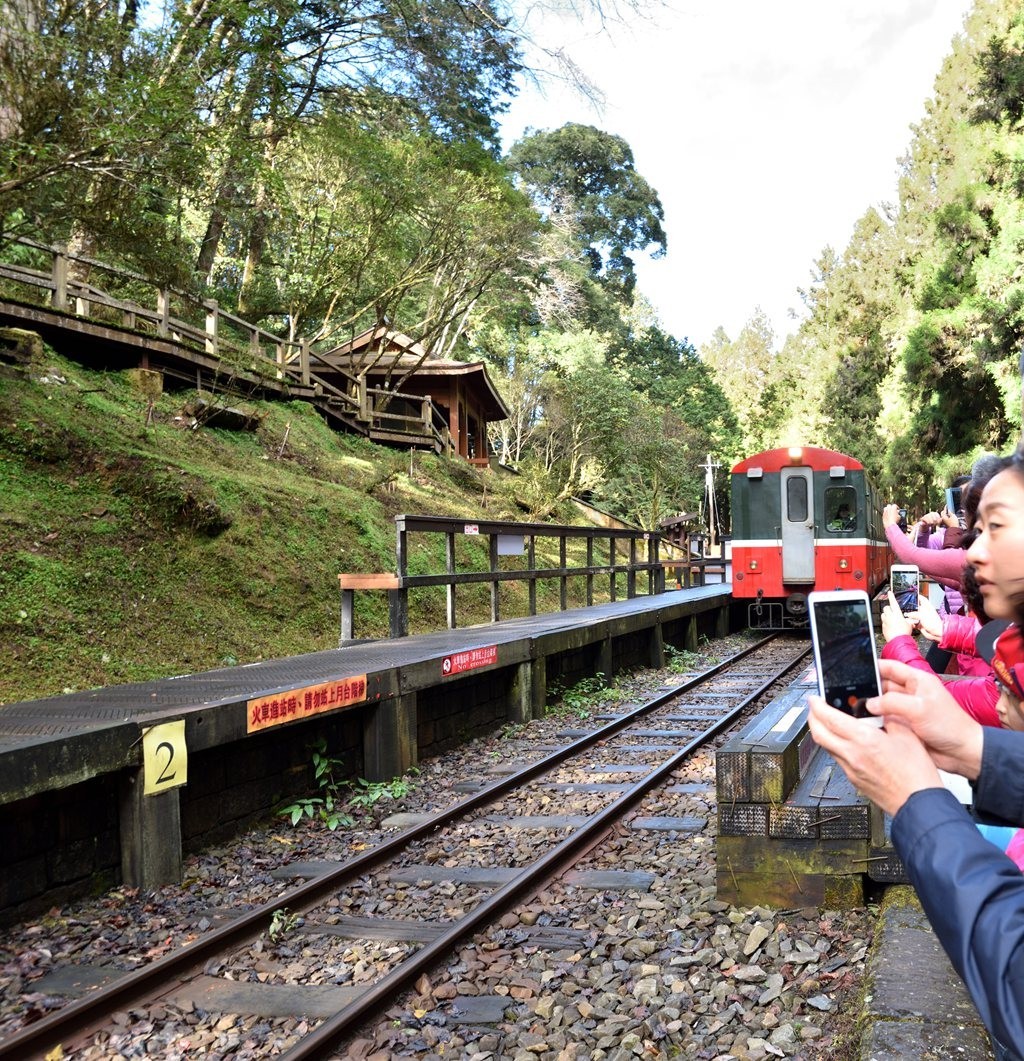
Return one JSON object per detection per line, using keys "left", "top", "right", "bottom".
{"left": 872, "top": 659, "right": 985, "bottom": 779}
{"left": 882, "top": 504, "right": 901, "bottom": 528}
{"left": 807, "top": 696, "right": 943, "bottom": 816}
{"left": 881, "top": 591, "right": 914, "bottom": 641}
{"left": 913, "top": 593, "right": 943, "bottom": 642}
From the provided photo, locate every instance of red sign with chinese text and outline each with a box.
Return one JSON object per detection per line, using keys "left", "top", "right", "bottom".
{"left": 247, "top": 674, "right": 368, "bottom": 733}
{"left": 441, "top": 645, "right": 498, "bottom": 677}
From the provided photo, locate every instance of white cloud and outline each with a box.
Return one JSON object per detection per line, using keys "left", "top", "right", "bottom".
{"left": 501, "top": 0, "right": 974, "bottom": 350}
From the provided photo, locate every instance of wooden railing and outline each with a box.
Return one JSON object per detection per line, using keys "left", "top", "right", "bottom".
{"left": 0, "top": 237, "right": 455, "bottom": 453}
{"left": 339, "top": 514, "right": 665, "bottom": 641}
{"left": 662, "top": 537, "right": 730, "bottom": 589}
{"left": 361, "top": 385, "right": 452, "bottom": 452}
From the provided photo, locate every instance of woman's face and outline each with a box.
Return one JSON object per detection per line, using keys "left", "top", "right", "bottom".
{"left": 966, "top": 468, "right": 1024, "bottom": 621}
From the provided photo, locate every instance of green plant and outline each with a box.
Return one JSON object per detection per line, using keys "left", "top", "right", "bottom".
{"left": 269, "top": 908, "right": 299, "bottom": 942}
{"left": 278, "top": 738, "right": 354, "bottom": 831}
{"left": 664, "top": 644, "right": 700, "bottom": 674}
{"left": 500, "top": 721, "right": 526, "bottom": 739}
{"left": 348, "top": 774, "right": 415, "bottom": 809}
{"left": 545, "top": 672, "right": 618, "bottom": 720}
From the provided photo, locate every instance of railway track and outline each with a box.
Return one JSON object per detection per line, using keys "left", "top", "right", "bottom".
{"left": 0, "top": 634, "right": 810, "bottom": 1060}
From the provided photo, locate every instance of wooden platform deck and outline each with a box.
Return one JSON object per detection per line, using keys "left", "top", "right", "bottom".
{"left": 0, "top": 584, "right": 733, "bottom": 918}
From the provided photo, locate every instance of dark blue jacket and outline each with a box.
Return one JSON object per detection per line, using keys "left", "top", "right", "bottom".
{"left": 892, "top": 727, "right": 1024, "bottom": 1059}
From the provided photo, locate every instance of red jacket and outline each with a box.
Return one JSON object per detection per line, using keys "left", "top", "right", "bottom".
{"left": 938, "top": 614, "right": 991, "bottom": 678}
{"left": 882, "top": 633, "right": 1002, "bottom": 727}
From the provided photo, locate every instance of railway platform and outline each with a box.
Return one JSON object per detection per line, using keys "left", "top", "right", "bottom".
{"left": 0, "top": 583, "right": 733, "bottom": 921}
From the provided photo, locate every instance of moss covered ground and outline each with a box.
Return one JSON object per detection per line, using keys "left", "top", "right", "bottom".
{"left": 0, "top": 343, "right": 598, "bottom": 705}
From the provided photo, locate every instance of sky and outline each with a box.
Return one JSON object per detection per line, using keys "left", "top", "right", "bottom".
{"left": 499, "top": 0, "right": 976, "bottom": 351}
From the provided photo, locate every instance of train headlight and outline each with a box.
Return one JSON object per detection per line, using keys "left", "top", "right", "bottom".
{"left": 749, "top": 559, "right": 759, "bottom": 571}
{"left": 838, "top": 558, "right": 849, "bottom": 571}
{"left": 788, "top": 447, "right": 803, "bottom": 462}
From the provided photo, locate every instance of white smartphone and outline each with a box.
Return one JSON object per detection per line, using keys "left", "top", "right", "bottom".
{"left": 890, "top": 564, "right": 920, "bottom": 617}
{"left": 808, "top": 590, "right": 882, "bottom": 719}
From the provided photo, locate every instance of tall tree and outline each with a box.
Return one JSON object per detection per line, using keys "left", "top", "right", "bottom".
{"left": 505, "top": 123, "right": 666, "bottom": 301}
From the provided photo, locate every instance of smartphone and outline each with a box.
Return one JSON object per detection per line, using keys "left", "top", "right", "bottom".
{"left": 946, "top": 485, "right": 964, "bottom": 517}
{"left": 890, "top": 564, "right": 920, "bottom": 617}
{"left": 808, "top": 590, "right": 882, "bottom": 718}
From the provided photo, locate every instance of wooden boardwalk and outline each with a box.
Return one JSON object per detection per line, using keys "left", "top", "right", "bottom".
{"left": 0, "top": 237, "right": 453, "bottom": 452}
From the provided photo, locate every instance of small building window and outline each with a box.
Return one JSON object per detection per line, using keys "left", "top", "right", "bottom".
{"left": 825, "top": 486, "right": 857, "bottom": 532}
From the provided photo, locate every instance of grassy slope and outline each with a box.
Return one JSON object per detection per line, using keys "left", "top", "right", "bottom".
{"left": 0, "top": 344, "right": 588, "bottom": 705}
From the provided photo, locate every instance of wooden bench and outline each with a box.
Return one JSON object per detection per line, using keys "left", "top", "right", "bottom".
{"left": 338, "top": 573, "right": 401, "bottom": 644}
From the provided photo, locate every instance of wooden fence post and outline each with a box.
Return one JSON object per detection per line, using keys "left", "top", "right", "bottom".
{"left": 446, "top": 531, "right": 457, "bottom": 629}
{"left": 358, "top": 377, "right": 370, "bottom": 422}
{"left": 51, "top": 246, "right": 68, "bottom": 311}
{"left": 204, "top": 299, "right": 218, "bottom": 356}
{"left": 489, "top": 533, "right": 500, "bottom": 623}
{"left": 300, "top": 338, "right": 311, "bottom": 386}
{"left": 586, "top": 537, "right": 594, "bottom": 606}
{"left": 157, "top": 289, "right": 170, "bottom": 337}
{"left": 389, "top": 521, "right": 409, "bottom": 638}
{"left": 559, "top": 536, "right": 568, "bottom": 610}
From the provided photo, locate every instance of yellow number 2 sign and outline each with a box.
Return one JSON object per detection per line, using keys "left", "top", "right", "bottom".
{"left": 142, "top": 720, "right": 188, "bottom": 795}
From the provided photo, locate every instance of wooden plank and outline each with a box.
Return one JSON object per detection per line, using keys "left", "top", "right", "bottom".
{"left": 629, "top": 816, "right": 704, "bottom": 832}
{"left": 717, "top": 834, "right": 869, "bottom": 908}
{"left": 169, "top": 975, "right": 362, "bottom": 1019}
{"left": 299, "top": 915, "right": 444, "bottom": 942}
{"left": 337, "top": 573, "right": 400, "bottom": 590}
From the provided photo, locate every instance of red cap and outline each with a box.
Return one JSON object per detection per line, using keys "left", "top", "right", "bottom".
{"left": 979, "top": 622, "right": 1024, "bottom": 699}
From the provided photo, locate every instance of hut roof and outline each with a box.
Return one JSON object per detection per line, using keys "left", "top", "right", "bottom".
{"left": 323, "top": 327, "right": 509, "bottom": 421}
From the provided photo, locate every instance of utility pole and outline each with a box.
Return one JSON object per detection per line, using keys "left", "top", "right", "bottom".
{"left": 699, "top": 452, "right": 721, "bottom": 548}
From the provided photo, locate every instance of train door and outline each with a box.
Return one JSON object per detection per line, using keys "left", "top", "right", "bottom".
{"left": 780, "top": 467, "right": 815, "bottom": 582}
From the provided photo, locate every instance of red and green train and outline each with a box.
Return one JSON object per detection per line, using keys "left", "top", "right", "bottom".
{"left": 730, "top": 446, "right": 891, "bottom": 629}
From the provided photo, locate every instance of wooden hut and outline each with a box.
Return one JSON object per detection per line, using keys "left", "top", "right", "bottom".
{"left": 322, "top": 326, "right": 509, "bottom": 467}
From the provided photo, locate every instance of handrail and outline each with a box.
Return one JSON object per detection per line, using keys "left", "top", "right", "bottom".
{"left": 363, "top": 515, "right": 666, "bottom": 638}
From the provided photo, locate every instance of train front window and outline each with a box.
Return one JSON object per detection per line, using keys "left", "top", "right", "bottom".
{"left": 786, "top": 476, "right": 808, "bottom": 522}
{"left": 826, "top": 486, "right": 857, "bottom": 532}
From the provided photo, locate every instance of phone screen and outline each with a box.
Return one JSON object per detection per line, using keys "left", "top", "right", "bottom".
{"left": 891, "top": 567, "right": 919, "bottom": 616}
{"left": 810, "top": 596, "right": 881, "bottom": 717}
{"left": 946, "top": 485, "right": 964, "bottom": 516}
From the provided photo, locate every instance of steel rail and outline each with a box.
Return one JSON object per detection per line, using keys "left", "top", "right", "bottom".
{"left": 0, "top": 634, "right": 792, "bottom": 1060}
{"left": 281, "top": 642, "right": 811, "bottom": 1059}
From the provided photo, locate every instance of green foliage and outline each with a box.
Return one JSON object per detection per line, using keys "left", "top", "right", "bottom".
{"left": 278, "top": 738, "right": 355, "bottom": 831}
{"left": 545, "top": 672, "right": 618, "bottom": 720}
{"left": 0, "top": 346, "right": 567, "bottom": 703}
{"left": 268, "top": 908, "right": 300, "bottom": 943}
{"left": 973, "top": 15, "right": 1024, "bottom": 126}
{"left": 278, "top": 740, "right": 419, "bottom": 829}
{"left": 348, "top": 774, "right": 417, "bottom": 809}
{"left": 506, "top": 123, "right": 667, "bottom": 300}
{"left": 664, "top": 644, "right": 700, "bottom": 674}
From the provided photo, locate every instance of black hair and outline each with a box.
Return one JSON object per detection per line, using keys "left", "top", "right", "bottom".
{"left": 952, "top": 474, "right": 971, "bottom": 488}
